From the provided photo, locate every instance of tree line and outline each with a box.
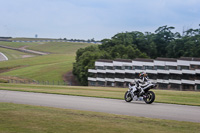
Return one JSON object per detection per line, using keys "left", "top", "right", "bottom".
{"left": 73, "top": 25, "right": 200, "bottom": 85}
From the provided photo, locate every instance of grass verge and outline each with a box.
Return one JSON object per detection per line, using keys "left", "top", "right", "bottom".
{"left": 0, "top": 54, "right": 74, "bottom": 82}
{"left": 0, "top": 103, "right": 199, "bottom": 133}
{"left": 0, "top": 83, "right": 200, "bottom": 106}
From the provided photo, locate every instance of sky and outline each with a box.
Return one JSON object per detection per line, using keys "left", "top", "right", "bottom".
{"left": 0, "top": 0, "right": 200, "bottom": 40}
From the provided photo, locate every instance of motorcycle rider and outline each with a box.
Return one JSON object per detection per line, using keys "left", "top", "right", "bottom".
{"left": 138, "top": 72, "right": 149, "bottom": 87}
{"left": 125, "top": 72, "right": 156, "bottom": 103}
{"left": 129, "top": 72, "right": 149, "bottom": 95}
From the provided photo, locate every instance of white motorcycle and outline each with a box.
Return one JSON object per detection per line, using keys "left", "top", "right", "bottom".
{"left": 124, "top": 80, "right": 156, "bottom": 104}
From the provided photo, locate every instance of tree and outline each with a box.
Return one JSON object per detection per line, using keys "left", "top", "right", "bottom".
{"left": 73, "top": 25, "right": 200, "bottom": 85}
{"left": 73, "top": 46, "right": 111, "bottom": 85}
{"left": 73, "top": 44, "right": 148, "bottom": 85}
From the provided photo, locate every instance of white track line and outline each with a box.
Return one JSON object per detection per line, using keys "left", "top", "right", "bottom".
{"left": 0, "top": 52, "right": 8, "bottom": 61}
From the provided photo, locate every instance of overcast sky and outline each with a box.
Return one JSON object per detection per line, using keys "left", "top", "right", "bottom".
{"left": 0, "top": 0, "right": 200, "bottom": 40}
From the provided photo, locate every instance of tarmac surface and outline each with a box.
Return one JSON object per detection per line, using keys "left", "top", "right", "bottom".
{"left": 0, "top": 90, "right": 200, "bottom": 123}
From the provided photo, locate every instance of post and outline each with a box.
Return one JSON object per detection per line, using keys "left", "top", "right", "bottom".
{"left": 180, "top": 84, "right": 183, "bottom": 91}
{"left": 195, "top": 85, "right": 197, "bottom": 91}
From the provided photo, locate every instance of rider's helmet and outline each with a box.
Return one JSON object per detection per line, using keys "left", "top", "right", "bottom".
{"left": 139, "top": 72, "right": 147, "bottom": 79}
{"left": 129, "top": 82, "right": 135, "bottom": 86}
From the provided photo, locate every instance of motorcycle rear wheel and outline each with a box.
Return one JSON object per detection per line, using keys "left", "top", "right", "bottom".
{"left": 124, "top": 91, "right": 133, "bottom": 102}
{"left": 143, "top": 91, "right": 155, "bottom": 104}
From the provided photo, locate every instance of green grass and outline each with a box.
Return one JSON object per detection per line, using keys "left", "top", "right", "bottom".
{"left": 0, "top": 47, "right": 35, "bottom": 60}
{"left": 28, "top": 42, "right": 96, "bottom": 54}
{"left": 11, "top": 37, "right": 59, "bottom": 41}
{"left": 0, "top": 83, "right": 200, "bottom": 106}
{"left": 0, "top": 103, "right": 199, "bottom": 133}
{"left": 0, "top": 41, "right": 39, "bottom": 48}
{"left": 155, "top": 90, "right": 200, "bottom": 105}
{"left": 0, "top": 54, "right": 74, "bottom": 81}
{"left": 0, "top": 41, "right": 95, "bottom": 82}
{"left": 0, "top": 41, "right": 96, "bottom": 54}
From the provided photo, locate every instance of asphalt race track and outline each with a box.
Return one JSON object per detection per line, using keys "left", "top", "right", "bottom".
{"left": 0, "top": 90, "right": 200, "bottom": 123}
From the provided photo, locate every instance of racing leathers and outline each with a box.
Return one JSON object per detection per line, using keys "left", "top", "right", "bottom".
{"left": 130, "top": 76, "right": 149, "bottom": 94}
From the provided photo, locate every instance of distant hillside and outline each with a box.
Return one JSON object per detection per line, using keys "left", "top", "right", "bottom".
{"left": 0, "top": 41, "right": 97, "bottom": 83}
{"left": 0, "top": 37, "right": 12, "bottom": 42}
{"left": 11, "top": 37, "right": 102, "bottom": 44}
{"left": 11, "top": 37, "right": 57, "bottom": 41}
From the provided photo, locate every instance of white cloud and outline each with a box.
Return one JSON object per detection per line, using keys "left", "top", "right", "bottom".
{"left": 0, "top": 0, "right": 200, "bottom": 40}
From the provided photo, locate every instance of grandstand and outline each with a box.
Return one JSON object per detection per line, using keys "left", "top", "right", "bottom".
{"left": 88, "top": 57, "right": 200, "bottom": 91}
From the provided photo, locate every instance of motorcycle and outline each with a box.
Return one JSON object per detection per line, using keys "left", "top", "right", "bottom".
{"left": 124, "top": 80, "right": 156, "bottom": 104}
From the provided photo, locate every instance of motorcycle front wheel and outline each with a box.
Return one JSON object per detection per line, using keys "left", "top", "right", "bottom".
{"left": 124, "top": 91, "right": 133, "bottom": 102}
{"left": 143, "top": 91, "right": 155, "bottom": 104}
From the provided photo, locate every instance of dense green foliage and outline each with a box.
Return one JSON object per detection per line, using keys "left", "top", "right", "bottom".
{"left": 73, "top": 46, "right": 112, "bottom": 85}
{"left": 100, "top": 25, "right": 200, "bottom": 58}
{"left": 73, "top": 25, "right": 200, "bottom": 85}
{"left": 73, "top": 44, "right": 148, "bottom": 85}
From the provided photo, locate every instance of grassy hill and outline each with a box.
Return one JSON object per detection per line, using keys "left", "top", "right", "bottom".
{"left": 0, "top": 41, "right": 95, "bottom": 54}
{"left": 0, "top": 54, "right": 74, "bottom": 81}
{"left": 0, "top": 41, "right": 38, "bottom": 48}
{"left": 28, "top": 42, "right": 94, "bottom": 54}
{"left": 0, "top": 47, "right": 35, "bottom": 60}
{"left": 10, "top": 37, "right": 58, "bottom": 41}
{"left": 0, "top": 41, "right": 96, "bottom": 82}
